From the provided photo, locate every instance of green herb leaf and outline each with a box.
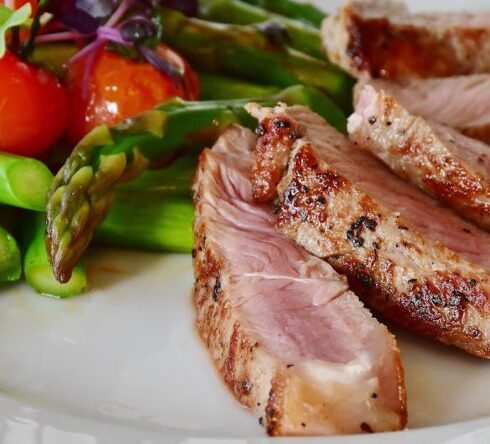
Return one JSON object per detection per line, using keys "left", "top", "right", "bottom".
{"left": 0, "top": 3, "right": 32, "bottom": 58}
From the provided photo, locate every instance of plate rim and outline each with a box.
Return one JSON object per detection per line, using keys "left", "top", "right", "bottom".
{"left": 2, "top": 389, "right": 490, "bottom": 444}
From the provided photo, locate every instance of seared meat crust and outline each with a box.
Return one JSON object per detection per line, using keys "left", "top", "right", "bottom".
{"left": 248, "top": 103, "right": 490, "bottom": 358}
{"left": 323, "top": 0, "right": 490, "bottom": 78}
{"left": 354, "top": 75, "right": 490, "bottom": 145}
{"left": 279, "top": 143, "right": 490, "bottom": 356}
{"left": 349, "top": 85, "right": 490, "bottom": 231}
{"left": 193, "top": 125, "right": 407, "bottom": 435}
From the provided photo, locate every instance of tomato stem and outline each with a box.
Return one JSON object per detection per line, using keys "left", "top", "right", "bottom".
{"left": 19, "top": 0, "right": 53, "bottom": 59}
{"left": 10, "top": 26, "right": 20, "bottom": 53}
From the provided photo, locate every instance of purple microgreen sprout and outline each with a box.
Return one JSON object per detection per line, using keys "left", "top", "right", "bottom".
{"left": 105, "top": 0, "right": 135, "bottom": 27}
{"left": 30, "top": 0, "right": 188, "bottom": 96}
{"left": 35, "top": 30, "right": 86, "bottom": 43}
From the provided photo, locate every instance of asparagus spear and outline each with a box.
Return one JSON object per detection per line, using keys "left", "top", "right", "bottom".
{"left": 199, "top": 0, "right": 324, "bottom": 59}
{"left": 23, "top": 213, "right": 87, "bottom": 298}
{"left": 97, "top": 155, "right": 195, "bottom": 252}
{"left": 29, "top": 43, "right": 77, "bottom": 77}
{"left": 46, "top": 98, "right": 249, "bottom": 284}
{"left": 0, "top": 206, "right": 22, "bottom": 282}
{"left": 96, "top": 194, "right": 194, "bottom": 253}
{"left": 240, "top": 0, "right": 326, "bottom": 28}
{"left": 116, "top": 155, "right": 196, "bottom": 196}
{"left": 46, "top": 86, "right": 345, "bottom": 283}
{"left": 0, "top": 224, "right": 21, "bottom": 284}
{"left": 199, "top": 72, "right": 280, "bottom": 100}
{"left": 199, "top": 75, "right": 346, "bottom": 131}
{"left": 158, "top": 8, "right": 353, "bottom": 111}
{"left": 0, "top": 152, "right": 53, "bottom": 211}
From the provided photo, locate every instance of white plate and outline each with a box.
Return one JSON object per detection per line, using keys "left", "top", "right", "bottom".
{"left": 3, "top": 1, "right": 490, "bottom": 443}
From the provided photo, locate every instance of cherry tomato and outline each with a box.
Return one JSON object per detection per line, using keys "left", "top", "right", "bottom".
{"left": 0, "top": 52, "right": 68, "bottom": 157}
{"left": 66, "top": 44, "right": 199, "bottom": 144}
{"left": 1, "top": 0, "right": 38, "bottom": 15}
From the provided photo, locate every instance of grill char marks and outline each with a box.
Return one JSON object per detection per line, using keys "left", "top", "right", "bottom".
{"left": 331, "top": 258, "right": 487, "bottom": 343}
{"left": 248, "top": 103, "right": 490, "bottom": 358}
{"left": 193, "top": 125, "right": 407, "bottom": 436}
{"left": 252, "top": 115, "right": 301, "bottom": 203}
{"left": 349, "top": 85, "right": 490, "bottom": 231}
{"left": 323, "top": 0, "right": 490, "bottom": 79}
{"left": 346, "top": 13, "right": 437, "bottom": 78}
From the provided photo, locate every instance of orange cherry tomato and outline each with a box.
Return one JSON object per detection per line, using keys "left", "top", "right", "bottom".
{"left": 1, "top": 0, "right": 38, "bottom": 15}
{"left": 66, "top": 44, "right": 199, "bottom": 144}
{"left": 0, "top": 52, "right": 68, "bottom": 157}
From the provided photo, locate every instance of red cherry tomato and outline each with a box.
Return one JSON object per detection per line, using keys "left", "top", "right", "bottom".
{"left": 1, "top": 0, "right": 37, "bottom": 14}
{"left": 0, "top": 52, "right": 68, "bottom": 157}
{"left": 66, "top": 44, "right": 199, "bottom": 144}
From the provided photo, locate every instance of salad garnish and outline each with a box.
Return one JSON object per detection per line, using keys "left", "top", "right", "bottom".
{"left": 0, "top": 0, "right": 350, "bottom": 296}
{"left": 0, "top": 2, "right": 30, "bottom": 56}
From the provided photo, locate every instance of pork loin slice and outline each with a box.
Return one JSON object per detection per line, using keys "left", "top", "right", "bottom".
{"left": 354, "top": 75, "right": 490, "bottom": 144}
{"left": 323, "top": 0, "right": 490, "bottom": 79}
{"left": 349, "top": 85, "right": 490, "bottom": 231}
{"left": 193, "top": 126, "right": 406, "bottom": 436}
{"left": 247, "top": 103, "right": 490, "bottom": 358}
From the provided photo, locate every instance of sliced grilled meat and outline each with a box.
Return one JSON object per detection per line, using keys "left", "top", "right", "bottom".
{"left": 349, "top": 85, "right": 490, "bottom": 231}
{"left": 247, "top": 103, "right": 490, "bottom": 358}
{"left": 193, "top": 125, "right": 406, "bottom": 436}
{"left": 355, "top": 75, "right": 490, "bottom": 144}
{"left": 323, "top": 0, "right": 490, "bottom": 78}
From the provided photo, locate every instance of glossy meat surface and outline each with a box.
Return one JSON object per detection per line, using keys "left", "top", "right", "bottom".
{"left": 354, "top": 75, "right": 490, "bottom": 144}
{"left": 349, "top": 85, "right": 490, "bottom": 231}
{"left": 193, "top": 125, "right": 406, "bottom": 436}
{"left": 248, "top": 103, "right": 490, "bottom": 358}
{"left": 323, "top": 0, "right": 490, "bottom": 78}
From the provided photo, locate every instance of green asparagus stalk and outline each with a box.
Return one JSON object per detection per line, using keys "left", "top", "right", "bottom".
{"left": 0, "top": 223, "right": 21, "bottom": 284}
{"left": 157, "top": 8, "right": 353, "bottom": 111}
{"left": 46, "top": 99, "right": 249, "bottom": 283}
{"left": 23, "top": 213, "right": 86, "bottom": 298}
{"left": 240, "top": 0, "right": 326, "bottom": 28}
{"left": 46, "top": 86, "right": 345, "bottom": 283}
{"left": 199, "top": 0, "right": 324, "bottom": 60}
{"left": 96, "top": 194, "right": 194, "bottom": 253}
{"left": 29, "top": 43, "right": 77, "bottom": 77}
{"left": 199, "top": 72, "right": 280, "bottom": 100}
{"left": 199, "top": 75, "right": 345, "bottom": 131}
{"left": 97, "top": 155, "right": 195, "bottom": 252}
{"left": 0, "top": 152, "right": 53, "bottom": 211}
{"left": 0, "top": 206, "right": 23, "bottom": 282}
{"left": 116, "top": 155, "right": 196, "bottom": 196}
